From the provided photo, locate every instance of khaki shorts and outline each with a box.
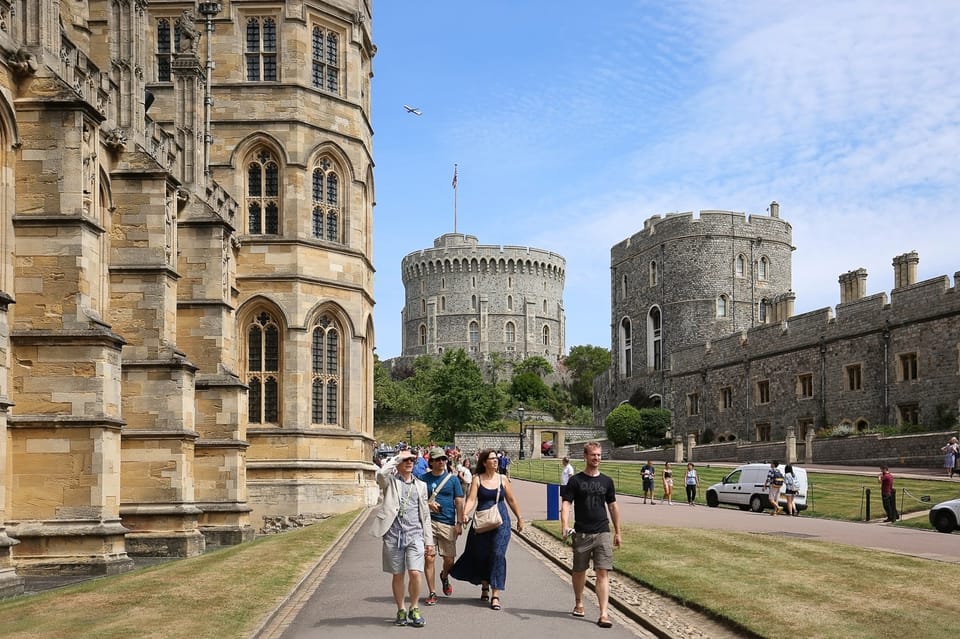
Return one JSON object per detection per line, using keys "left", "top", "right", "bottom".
{"left": 432, "top": 520, "right": 458, "bottom": 558}
{"left": 571, "top": 531, "right": 614, "bottom": 572}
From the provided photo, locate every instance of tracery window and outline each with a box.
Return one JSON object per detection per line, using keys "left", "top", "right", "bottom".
{"left": 247, "top": 149, "right": 280, "bottom": 234}
{"left": 312, "top": 157, "right": 341, "bottom": 242}
{"left": 542, "top": 325, "right": 550, "bottom": 346}
{"left": 247, "top": 311, "right": 280, "bottom": 424}
{"left": 311, "top": 315, "right": 341, "bottom": 425}
{"left": 505, "top": 321, "right": 516, "bottom": 343}
{"left": 156, "top": 19, "right": 180, "bottom": 82}
{"left": 647, "top": 307, "right": 662, "bottom": 371}
{"left": 620, "top": 317, "right": 632, "bottom": 378}
{"left": 717, "top": 294, "right": 728, "bottom": 318}
{"left": 246, "top": 17, "right": 278, "bottom": 81}
{"left": 758, "top": 256, "right": 769, "bottom": 280}
{"left": 735, "top": 254, "right": 745, "bottom": 277}
{"left": 418, "top": 324, "right": 426, "bottom": 346}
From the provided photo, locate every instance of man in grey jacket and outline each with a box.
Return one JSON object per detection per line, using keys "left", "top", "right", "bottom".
{"left": 371, "top": 448, "right": 436, "bottom": 627}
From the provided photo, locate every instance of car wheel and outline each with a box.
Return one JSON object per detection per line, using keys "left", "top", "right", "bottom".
{"left": 932, "top": 509, "right": 957, "bottom": 534}
{"left": 706, "top": 491, "right": 719, "bottom": 507}
{"left": 749, "top": 495, "right": 764, "bottom": 513}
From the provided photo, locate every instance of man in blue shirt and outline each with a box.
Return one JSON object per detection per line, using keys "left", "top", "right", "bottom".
{"left": 419, "top": 447, "right": 465, "bottom": 605}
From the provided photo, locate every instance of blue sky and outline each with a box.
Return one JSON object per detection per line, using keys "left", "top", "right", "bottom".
{"left": 370, "top": 1, "right": 960, "bottom": 360}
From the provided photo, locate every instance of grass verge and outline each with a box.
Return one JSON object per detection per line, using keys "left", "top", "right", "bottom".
{"left": 535, "top": 520, "right": 960, "bottom": 639}
{"left": 0, "top": 510, "right": 359, "bottom": 639}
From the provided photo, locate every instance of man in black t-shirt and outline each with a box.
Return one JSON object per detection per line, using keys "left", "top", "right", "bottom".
{"left": 560, "top": 442, "right": 622, "bottom": 629}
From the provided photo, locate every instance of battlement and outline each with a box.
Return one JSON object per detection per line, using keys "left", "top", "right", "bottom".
{"left": 402, "top": 234, "right": 566, "bottom": 281}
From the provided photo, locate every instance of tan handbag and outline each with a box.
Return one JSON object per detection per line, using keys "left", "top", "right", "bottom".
{"left": 471, "top": 476, "right": 502, "bottom": 533}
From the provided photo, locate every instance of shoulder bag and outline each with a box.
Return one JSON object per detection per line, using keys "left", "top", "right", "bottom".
{"left": 472, "top": 476, "right": 503, "bottom": 533}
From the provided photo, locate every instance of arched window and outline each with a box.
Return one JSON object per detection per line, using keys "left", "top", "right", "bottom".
{"left": 619, "top": 317, "right": 632, "bottom": 378}
{"left": 735, "top": 254, "right": 745, "bottom": 277}
{"left": 247, "top": 149, "right": 279, "bottom": 234}
{"left": 418, "top": 324, "right": 426, "bottom": 346}
{"left": 311, "top": 315, "right": 341, "bottom": 426}
{"left": 247, "top": 311, "right": 280, "bottom": 424}
{"left": 156, "top": 18, "right": 178, "bottom": 82}
{"left": 543, "top": 299, "right": 547, "bottom": 313}
{"left": 717, "top": 294, "right": 728, "bottom": 318}
{"left": 621, "top": 274, "right": 628, "bottom": 300}
{"left": 246, "top": 17, "right": 278, "bottom": 81}
{"left": 759, "top": 298, "right": 768, "bottom": 323}
{"left": 649, "top": 261, "right": 658, "bottom": 287}
{"left": 469, "top": 321, "right": 480, "bottom": 345}
{"left": 647, "top": 306, "right": 662, "bottom": 371}
{"left": 542, "top": 325, "right": 550, "bottom": 345}
{"left": 312, "top": 157, "right": 341, "bottom": 243}
{"left": 421, "top": 298, "right": 426, "bottom": 314}
{"left": 311, "top": 26, "right": 340, "bottom": 94}
{"left": 440, "top": 296, "right": 446, "bottom": 311}
{"left": 505, "top": 321, "right": 516, "bottom": 342}
{"left": 471, "top": 295, "right": 477, "bottom": 310}
{"left": 758, "top": 256, "right": 768, "bottom": 280}
{"left": 507, "top": 295, "right": 513, "bottom": 311}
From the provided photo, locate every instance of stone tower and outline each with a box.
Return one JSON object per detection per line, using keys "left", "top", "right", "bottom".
{"left": 595, "top": 204, "right": 793, "bottom": 417}
{"left": 401, "top": 233, "right": 566, "bottom": 364}
{"left": 0, "top": 0, "right": 377, "bottom": 588}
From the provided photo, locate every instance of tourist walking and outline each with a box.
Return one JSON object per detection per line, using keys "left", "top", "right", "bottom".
{"left": 560, "top": 441, "right": 622, "bottom": 629}
{"left": 879, "top": 465, "right": 899, "bottom": 522}
{"left": 662, "top": 461, "right": 674, "bottom": 505}
{"left": 560, "top": 456, "right": 575, "bottom": 486}
{"left": 783, "top": 464, "right": 799, "bottom": 516}
{"left": 684, "top": 463, "right": 700, "bottom": 505}
{"left": 765, "top": 461, "right": 785, "bottom": 515}
{"left": 941, "top": 437, "right": 959, "bottom": 478}
{"left": 370, "top": 449, "right": 435, "bottom": 627}
{"left": 641, "top": 460, "right": 656, "bottom": 504}
{"left": 451, "top": 448, "right": 524, "bottom": 611}
{"left": 418, "top": 447, "right": 465, "bottom": 605}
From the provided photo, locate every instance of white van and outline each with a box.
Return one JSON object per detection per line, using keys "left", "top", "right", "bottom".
{"left": 705, "top": 463, "right": 808, "bottom": 513}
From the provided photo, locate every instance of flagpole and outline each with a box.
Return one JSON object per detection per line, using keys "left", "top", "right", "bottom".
{"left": 452, "top": 163, "right": 458, "bottom": 233}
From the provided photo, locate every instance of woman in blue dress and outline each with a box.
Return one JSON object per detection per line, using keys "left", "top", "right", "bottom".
{"left": 451, "top": 448, "right": 524, "bottom": 611}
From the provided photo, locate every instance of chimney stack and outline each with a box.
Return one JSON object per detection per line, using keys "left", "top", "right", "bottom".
{"left": 768, "top": 201, "right": 780, "bottom": 218}
{"left": 839, "top": 268, "right": 868, "bottom": 303}
{"left": 892, "top": 251, "right": 919, "bottom": 289}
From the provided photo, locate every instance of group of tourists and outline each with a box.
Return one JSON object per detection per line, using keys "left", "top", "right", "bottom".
{"left": 639, "top": 459, "right": 701, "bottom": 505}
{"left": 371, "top": 442, "right": 622, "bottom": 629}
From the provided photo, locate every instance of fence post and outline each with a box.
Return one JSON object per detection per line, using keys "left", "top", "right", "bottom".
{"left": 865, "top": 487, "right": 871, "bottom": 521}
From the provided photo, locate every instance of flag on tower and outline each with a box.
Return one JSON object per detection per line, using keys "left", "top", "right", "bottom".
{"left": 452, "top": 164, "right": 458, "bottom": 189}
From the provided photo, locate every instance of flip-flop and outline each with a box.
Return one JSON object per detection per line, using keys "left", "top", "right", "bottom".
{"left": 597, "top": 617, "right": 613, "bottom": 628}
{"left": 571, "top": 606, "right": 585, "bottom": 618}
{"left": 490, "top": 596, "right": 501, "bottom": 611}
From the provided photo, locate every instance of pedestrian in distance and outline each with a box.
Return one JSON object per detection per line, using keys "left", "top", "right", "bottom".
{"left": 370, "top": 449, "right": 435, "bottom": 628}
{"left": 560, "top": 441, "right": 622, "bottom": 629}
{"left": 662, "top": 461, "right": 674, "bottom": 505}
{"left": 451, "top": 448, "right": 524, "bottom": 612}
{"left": 684, "top": 462, "right": 700, "bottom": 505}
{"left": 941, "top": 437, "right": 959, "bottom": 478}
{"left": 879, "top": 465, "right": 899, "bottom": 522}
{"left": 641, "top": 460, "right": 656, "bottom": 504}
{"left": 561, "top": 456, "right": 575, "bottom": 487}
{"left": 764, "top": 461, "right": 785, "bottom": 515}
{"left": 783, "top": 464, "right": 799, "bottom": 516}
{"left": 419, "top": 447, "right": 465, "bottom": 606}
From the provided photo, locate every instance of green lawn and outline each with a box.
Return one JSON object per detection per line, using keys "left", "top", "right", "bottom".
{"left": 512, "top": 459, "right": 960, "bottom": 526}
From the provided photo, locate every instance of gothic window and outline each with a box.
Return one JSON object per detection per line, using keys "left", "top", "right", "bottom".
{"left": 717, "top": 294, "right": 728, "bottom": 318}
{"left": 735, "top": 254, "right": 745, "bottom": 277}
{"left": 311, "top": 315, "right": 341, "bottom": 426}
{"left": 507, "top": 295, "right": 513, "bottom": 310}
{"left": 542, "top": 325, "right": 550, "bottom": 346}
{"left": 471, "top": 295, "right": 477, "bottom": 310}
{"left": 505, "top": 321, "right": 516, "bottom": 343}
{"left": 247, "top": 149, "right": 280, "bottom": 234}
{"left": 156, "top": 19, "right": 180, "bottom": 82}
{"left": 420, "top": 298, "right": 425, "bottom": 314}
{"left": 687, "top": 393, "right": 700, "bottom": 417}
{"left": 440, "top": 296, "right": 446, "bottom": 311}
{"left": 311, "top": 26, "right": 340, "bottom": 94}
{"left": 758, "top": 298, "right": 768, "bottom": 323}
{"left": 647, "top": 306, "right": 662, "bottom": 371}
{"left": 898, "top": 352, "right": 918, "bottom": 381}
{"left": 621, "top": 274, "right": 628, "bottom": 300}
{"left": 247, "top": 311, "right": 280, "bottom": 424}
{"left": 246, "top": 17, "right": 278, "bottom": 81}
{"left": 845, "top": 364, "right": 863, "bottom": 391}
{"left": 649, "top": 260, "right": 658, "bottom": 287}
{"left": 441, "top": 278, "right": 446, "bottom": 289}
{"left": 418, "top": 324, "right": 426, "bottom": 346}
{"left": 312, "top": 157, "right": 341, "bottom": 243}
{"left": 469, "top": 321, "right": 479, "bottom": 348}
{"left": 758, "top": 256, "right": 768, "bottom": 280}
{"left": 620, "top": 317, "right": 632, "bottom": 378}
{"left": 720, "top": 387, "right": 733, "bottom": 411}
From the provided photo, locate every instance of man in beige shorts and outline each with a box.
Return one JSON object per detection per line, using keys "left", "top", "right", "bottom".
{"left": 418, "top": 447, "right": 465, "bottom": 605}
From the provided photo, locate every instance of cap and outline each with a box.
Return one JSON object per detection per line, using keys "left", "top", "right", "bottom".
{"left": 429, "top": 447, "right": 447, "bottom": 460}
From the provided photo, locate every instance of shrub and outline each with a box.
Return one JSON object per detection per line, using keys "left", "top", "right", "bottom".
{"left": 605, "top": 404, "right": 642, "bottom": 447}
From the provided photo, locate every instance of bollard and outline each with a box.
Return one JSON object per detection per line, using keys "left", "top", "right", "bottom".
{"left": 546, "top": 483, "right": 560, "bottom": 520}
{"left": 865, "top": 487, "right": 871, "bottom": 520}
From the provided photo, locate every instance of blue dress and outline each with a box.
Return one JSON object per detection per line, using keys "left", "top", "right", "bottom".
{"left": 450, "top": 478, "right": 512, "bottom": 590}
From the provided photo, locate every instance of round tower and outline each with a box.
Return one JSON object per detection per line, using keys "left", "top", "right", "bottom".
{"left": 401, "top": 233, "right": 566, "bottom": 363}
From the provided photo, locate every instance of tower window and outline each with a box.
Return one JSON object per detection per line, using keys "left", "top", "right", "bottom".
{"left": 246, "top": 17, "right": 278, "bottom": 81}
{"left": 311, "top": 26, "right": 340, "bottom": 94}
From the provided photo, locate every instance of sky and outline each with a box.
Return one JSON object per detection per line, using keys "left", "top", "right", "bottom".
{"left": 369, "top": 1, "right": 960, "bottom": 360}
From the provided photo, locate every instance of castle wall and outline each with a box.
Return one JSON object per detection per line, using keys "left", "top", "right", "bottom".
{"left": 401, "top": 233, "right": 566, "bottom": 364}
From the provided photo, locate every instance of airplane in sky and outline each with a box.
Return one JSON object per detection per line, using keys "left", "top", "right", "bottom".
{"left": 403, "top": 105, "right": 422, "bottom": 116}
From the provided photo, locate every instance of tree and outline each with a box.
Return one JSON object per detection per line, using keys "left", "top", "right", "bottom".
{"left": 421, "top": 349, "right": 504, "bottom": 441}
{"left": 637, "top": 409, "right": 672, "bottom": 447}
{"left": 564, "top": 345, "right": 611, "bottom": 407}
{"left": 510, "top": 371, "right": 549, "bottom": 404}
{"left": 514, "top": 355, "right": 553, "bottom": 378}
{"left": 605, "top": 403, "right": 642, "bottom": 447}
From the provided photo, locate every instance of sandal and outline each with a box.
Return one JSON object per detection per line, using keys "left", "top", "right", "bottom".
{"left": 571, "top": 605, "right": 585, "bottom": 618}
{"left": 480, "top": 587, "right": 490, "bottom": 602}
{"left": 490, "top": 596, "right": 501, "bottom": 611}
{"left": 597, "top": 617, "right": 612, "bottom": 628}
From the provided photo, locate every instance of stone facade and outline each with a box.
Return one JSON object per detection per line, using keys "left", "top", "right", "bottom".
{"left": 401, "top": 233, "right": 566, "bottom": 364}
{"left": 595, "top": 204, "right": 960, "bottom": 447}
{"left": 0, "top": 0, "right": 377, "bottom": 589}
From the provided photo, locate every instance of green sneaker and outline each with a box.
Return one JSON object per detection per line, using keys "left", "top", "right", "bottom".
{"left": 408, "top": 607, "right": 425, "bottom": 628}
{"left": 394, "top": 608, "right": 407, "bottom": 626}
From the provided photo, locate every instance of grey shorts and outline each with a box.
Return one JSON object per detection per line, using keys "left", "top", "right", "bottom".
{"left": 571, "top": 531, "right": 614, "bottom": 572}
{"left": 382, "top": 536, "right": 425, "bottom": 574}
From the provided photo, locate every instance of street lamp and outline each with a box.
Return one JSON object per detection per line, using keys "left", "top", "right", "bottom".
{"left": 517, "top": 406, "right": 525, "bottom": 460}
